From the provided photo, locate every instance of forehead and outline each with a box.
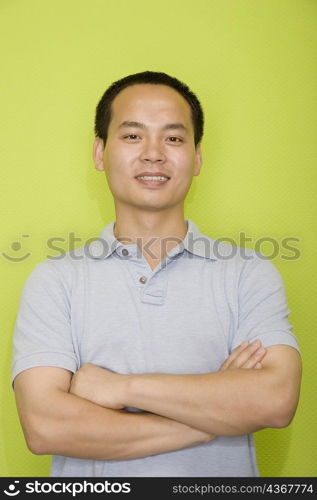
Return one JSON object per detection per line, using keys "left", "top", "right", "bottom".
{"left": 110, "top": 84, "right": 193, "bottom": 127}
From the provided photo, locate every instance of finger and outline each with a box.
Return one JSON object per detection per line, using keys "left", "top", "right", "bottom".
{"left": 254, "top": 362, "right": 262, "bottom": 369}
{"left": 242, "top": 346, "right": 267, "bottom": 369}
{"left": 220, "top": 341, "right": 249, "bottom": 370}
{"left": 227, "top": 340, "right": 250, "bottom": 362}
{"left": 229, "top": 339, "right": 263, "bottom": 369}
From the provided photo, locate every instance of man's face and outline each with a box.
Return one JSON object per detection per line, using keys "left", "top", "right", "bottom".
{"left": 93, "top": 84, "right": 202, "bottom": 212}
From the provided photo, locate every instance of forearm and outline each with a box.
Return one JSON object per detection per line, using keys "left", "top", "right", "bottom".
{"left": 19, "top": 389, "right": 214, "bottom": 460}
{"left": 125, "top": 368, "right": 287, "bottom": 436}
{"left": 69, "top": 344, "right": 300, "bottom": 439}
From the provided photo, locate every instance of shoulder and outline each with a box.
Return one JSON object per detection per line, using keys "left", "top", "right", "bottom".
{"left": 203, "top": 233, "right": 284, "bottom": 290}
{"left": 22, "top": 243, "right": 91, "bottom": 293}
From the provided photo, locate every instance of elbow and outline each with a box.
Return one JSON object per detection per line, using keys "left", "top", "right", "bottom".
{"left": 267, "top": 390, "right": 300, "bottom": 429}
{"left": 26, "top": 436, "right": 47, "bottom": 455}
{"left": 22, "top": 419, "right": 55, "bottom": 456}
{"left": 270, "top": 409, "right": 295, "bottom": 429}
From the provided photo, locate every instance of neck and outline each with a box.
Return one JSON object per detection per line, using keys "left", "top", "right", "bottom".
{"left": 113, "top": 205, "right": 188, "bottom": 267}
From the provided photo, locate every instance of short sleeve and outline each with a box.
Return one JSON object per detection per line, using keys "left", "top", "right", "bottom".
{"left": 11, "top": 261, "right": 79, "bottom": 387}
{"left": 232, "top": 255, "right": 300, "bottom": 353}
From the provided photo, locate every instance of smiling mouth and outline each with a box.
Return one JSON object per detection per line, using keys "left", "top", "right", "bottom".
{"left": 135, "top": 174, "right": 170, "bottom": 187}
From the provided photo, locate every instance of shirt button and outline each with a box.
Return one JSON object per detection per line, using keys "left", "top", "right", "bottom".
{"left": 122, "top": 248, "right": 129, "bottom": 256}
{"left": 139, "top": 276, "right": 147, "bottom": 284}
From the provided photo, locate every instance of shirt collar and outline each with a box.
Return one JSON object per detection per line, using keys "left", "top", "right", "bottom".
{"left": 88, "top": 219, "right": 219, "bottom": 260}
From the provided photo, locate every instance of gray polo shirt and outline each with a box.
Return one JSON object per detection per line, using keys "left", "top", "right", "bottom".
{"left": 11, "top": 219, "right": 300, "bottom": 477}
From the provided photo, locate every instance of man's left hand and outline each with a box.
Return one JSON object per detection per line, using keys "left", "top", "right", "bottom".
{"left": 69, "top": 363, "right": 127, "bottom": 409}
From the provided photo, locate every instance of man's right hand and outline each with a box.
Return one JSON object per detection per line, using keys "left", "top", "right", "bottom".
{"left": 220, "top": 339, "right": 267, "bottom": 371}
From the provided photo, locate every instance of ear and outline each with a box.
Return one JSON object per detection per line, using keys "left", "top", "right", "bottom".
{"left": 193, "top": 143, "right": 202, "bottom": 176}
{"left": 93, "top": 137, "right": 105, "bottom": 171}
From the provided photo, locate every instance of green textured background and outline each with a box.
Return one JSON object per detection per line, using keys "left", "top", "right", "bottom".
{"left": 1, "top": 0, "right": 316, "bottom": 476}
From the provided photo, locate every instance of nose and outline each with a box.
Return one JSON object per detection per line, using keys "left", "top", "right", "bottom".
{"left": 140, "top": 137, "right": 166, "bottom": 164}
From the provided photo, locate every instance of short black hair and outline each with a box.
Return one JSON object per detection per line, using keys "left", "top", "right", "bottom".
{"left": 94, "top": 71, "right": 204, "bottom": 147}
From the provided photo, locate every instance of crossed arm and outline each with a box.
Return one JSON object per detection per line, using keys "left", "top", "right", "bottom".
{"left": 69, "top": 341, "right": 301, "bottom": 436}
{"left": 14, "top": 340, "right": 301, "bottom": 460}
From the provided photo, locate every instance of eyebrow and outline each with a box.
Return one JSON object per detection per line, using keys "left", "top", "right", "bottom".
{"left": 117, "top": 121, "right": 188, "bottom": 132}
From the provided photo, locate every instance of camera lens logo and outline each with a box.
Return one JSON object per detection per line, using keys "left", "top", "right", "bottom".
{"left": 2, "top": 235, "right": 31, "bottom": 262}
{"left": 4, "top": 481, "right": 20, "bottom": 496}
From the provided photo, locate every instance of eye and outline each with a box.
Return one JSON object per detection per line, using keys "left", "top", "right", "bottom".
{"left": 167, "top": 137, "right": 183, "bottom": 143}
{"left": 123, "top": 134, "right": 140, "bottom": 140}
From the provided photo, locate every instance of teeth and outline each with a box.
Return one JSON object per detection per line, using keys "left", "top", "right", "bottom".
{"left": 137, "top": 176, "right": 169, "bottom": 181}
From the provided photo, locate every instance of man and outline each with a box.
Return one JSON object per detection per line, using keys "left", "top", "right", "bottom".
{"left": 12, "top": 71, "right": 301, "bottom": 477}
